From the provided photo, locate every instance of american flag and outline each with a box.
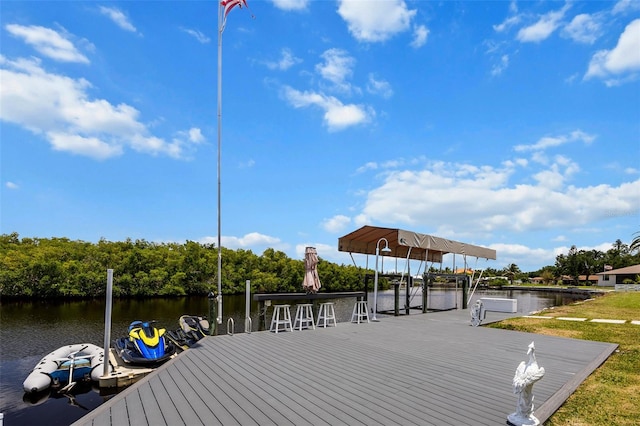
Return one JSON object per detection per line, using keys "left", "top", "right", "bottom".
{"left": 221, "top": 0, "right": 248, "bottom": 28}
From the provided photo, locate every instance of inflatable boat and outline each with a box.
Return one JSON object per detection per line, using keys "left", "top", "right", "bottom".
{"left": 23, "top": 343, "right": 108, "bottom": 393}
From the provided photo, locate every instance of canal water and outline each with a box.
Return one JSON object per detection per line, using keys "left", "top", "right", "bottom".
{"left": 0, "top": 289, "right": 589, "bottom": 426}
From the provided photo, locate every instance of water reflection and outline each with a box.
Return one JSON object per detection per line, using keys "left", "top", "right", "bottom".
{"left": 371, "top": 287, "right": 585, "bottom": 314}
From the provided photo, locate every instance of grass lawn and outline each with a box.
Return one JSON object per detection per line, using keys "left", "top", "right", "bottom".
{"left": 489, "top": 291, "right": 640, "bottom": 426}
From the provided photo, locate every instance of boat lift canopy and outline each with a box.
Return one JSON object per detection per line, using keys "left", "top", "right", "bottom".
{"left": 337, "top": 225, "right": 497, "bottom": 263}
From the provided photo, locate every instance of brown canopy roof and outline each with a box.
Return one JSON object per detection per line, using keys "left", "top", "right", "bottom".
{"left": 337, "top": 225, "right": 497, "bottom": 263}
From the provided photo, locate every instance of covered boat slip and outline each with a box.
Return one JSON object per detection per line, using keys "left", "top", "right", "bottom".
{"left": 339, "top": 226, "right": 498, "bottom": 314}
{"left": 337, "top": 225, "right": 497, "bottom": 264}
{"left": 72, "top": 310, "right": 617, "bottom": 426}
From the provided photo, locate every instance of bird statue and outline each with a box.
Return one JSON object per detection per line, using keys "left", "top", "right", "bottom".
{"left": 507, "top": 341, "right": 545, "bottom": 426}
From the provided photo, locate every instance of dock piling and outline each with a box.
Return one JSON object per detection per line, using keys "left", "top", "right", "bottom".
{"left": 103, "top": 269, "right": 113, "bottom": 378}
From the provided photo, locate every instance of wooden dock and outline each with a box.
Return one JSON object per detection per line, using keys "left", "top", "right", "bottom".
{"left": 98, "top": 349, "right": 164, "bottom": 389}
{"left": 73, "top": 309, "right": 617, "bottom": 426}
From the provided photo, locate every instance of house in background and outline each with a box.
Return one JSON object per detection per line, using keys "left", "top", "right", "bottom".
{"left": 559, "top": 275, "right": 600, "bottom": 285}
{"left": 596, "top": 264, "right": 640, "bottom": 287}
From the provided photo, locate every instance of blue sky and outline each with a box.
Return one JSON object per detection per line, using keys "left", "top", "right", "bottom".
{"left": 1, "top": 0, "right": 639, "bottom": 273}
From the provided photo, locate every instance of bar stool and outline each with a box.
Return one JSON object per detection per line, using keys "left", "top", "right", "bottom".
{"left": 293, "top": 303, "right": 315, "bottom": 330}
{"left": 269, "top": 304, "right": 293, "bottom": 333}
{"left": 317, "top": 302, "right": 337, "bottom": 328}
{"left": 351, "top": 300, "right": 370, "bottom": 324}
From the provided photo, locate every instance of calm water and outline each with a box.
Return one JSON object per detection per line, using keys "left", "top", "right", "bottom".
{"left": 0, "top": 289, "right": 587, "bottom": 426}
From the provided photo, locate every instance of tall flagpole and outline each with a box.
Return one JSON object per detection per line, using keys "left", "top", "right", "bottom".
{"left": 216, "top": 1, "right": 223, "bottom": 330}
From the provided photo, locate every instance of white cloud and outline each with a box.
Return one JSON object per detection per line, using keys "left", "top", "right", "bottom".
{"left": 281, "top": 86, "right": 372, "bottom": 131}
{"left": 295, "top": 242, "right": 334, "bottom": 261}
{"left": 5, "top": 24, "right": 89, "bottom": 63}
{"left": 201, "top": 232, "right": 286, "bottom": 253}
{"left": 366, "top": 74, "right": 393, "bottom": 98}
{"left": 356, "top": 161, "right": 378, "bottom": 173}
{"left": 239, "top": 158, "right": 255, "bottom": 168}
{"left": 5, "top": 181, "right": 19, "bottom": 190}
{"left": 322, "top": 215, "right": 351, "bottom": 233}
{"left": 99, "top": 6, "right": 138, "bottom": 33}
{"left": 489, "top": 243, "right": 555, "bottom": 271}
{"left": 360, "top": 160, "right": 640, "bottom": 236}
{"left": 188, "top": 127, "right": 205, "bottom": 143}
{"left": 553, "top": 242, "right": 615, "bottom": 258}
{"left": 612, "top": 0, "right": 640, "bottom": 15}
{"left": 585, "top": 19, "right": 640, "bottom": 82}
{"left": 316, "top": 48, "right": 355, "bottom": 92}
{"left": 222, "top": 232, "right": 281, "bottom": 248}
{"left": 494, "top": 2, "right": 521, "bottom": 33}
{"left": 411, "top": 25, "right": 429, "bottom": 48}
{"left": 181, "top": 28, "right": 210, "bottom": 44}
{"left": 353, "top": 214, "right": 369, "bottom": 228}
{"left": 47, "top": 131, "right": 123, "bottom": 159}
{"left": 271, "top": 0, "right": 309, "bottom": 11}
{"left": 532, "top": 158, "right": 579, "bottom": 190}
{"left": 514, "top": 130, "right": 595, "bottom": 152}
{"left": 337, "top": 0, "right": 416, "bottom": 42}
{"left": 491, "top": 54, "right": 509, "bottom": 76}
{"left": 517, "top": 3, "right": 571, "bottom": 43}
{"left": 562, "top": 14, "right": 601, "bottom": 44}
{"left": 265, "top": 48, "right": 302, "bottom": 71}
{"left": 0, "top": 56, "right": 196, "bottom": 160}
{"left": 494, "top": 15, "right": 521, "bottom": 33}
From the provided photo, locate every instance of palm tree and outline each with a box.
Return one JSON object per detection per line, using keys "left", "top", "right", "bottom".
{"left": 541, "top": 270, "right": 556, "bottom": 285}
{"left": 503, "top": 263, "right": 522, "bottom": 286}
{"left": 630, "top": 231, "right": 640, "bottom": 253}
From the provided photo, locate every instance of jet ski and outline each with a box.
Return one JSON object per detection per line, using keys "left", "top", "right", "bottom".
{"left": 115, "top": 320, "right": 176, "bottom": 365}
{"left": 165, "top": 328, "right": 193, "bottom": 352}
{"left": 179, "top": 315, "right": 211, "bottom": 342}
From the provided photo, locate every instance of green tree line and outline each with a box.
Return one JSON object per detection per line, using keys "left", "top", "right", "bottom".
{"left": 551, "top": 238, "right": 640, "bottom": 285}
{"left": 477, "top": 237, "right": 639, "bottom": 286}
{"left": 3, "top": 232, "right": 638, "bottom": 298}
{"left": 0, "top": 233, "right": 367, "bottom": 299}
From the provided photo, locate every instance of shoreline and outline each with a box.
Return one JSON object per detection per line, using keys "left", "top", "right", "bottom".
{"left": 500, "top": 285, "right": 607, "bottom": 296}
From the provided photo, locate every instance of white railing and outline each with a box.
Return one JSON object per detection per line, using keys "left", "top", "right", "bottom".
{"left": 615, "top": 284, "right": 640, "bottom": 291}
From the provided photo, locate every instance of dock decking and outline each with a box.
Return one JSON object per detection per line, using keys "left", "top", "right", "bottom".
{"left": 73, "top": 309, "right": 617, "bottom": 426}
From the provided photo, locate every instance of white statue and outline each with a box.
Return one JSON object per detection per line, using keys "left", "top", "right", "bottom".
{"left": 470, "top": 300, "right": 484, "bottom": 327}
{"left": 508, "top": 341, "right": 545, "bottom": 426}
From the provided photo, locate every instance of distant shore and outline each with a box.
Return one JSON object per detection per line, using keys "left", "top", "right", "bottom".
{"left": 501, "top": 285, "right": 607, "bottom": 296}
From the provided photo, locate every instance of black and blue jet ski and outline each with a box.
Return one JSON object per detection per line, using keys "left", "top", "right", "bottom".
{"left": 115, "top": 320, "right": 176, "bottom": 365}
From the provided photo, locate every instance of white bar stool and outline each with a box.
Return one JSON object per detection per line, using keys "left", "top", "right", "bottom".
{"left": 317, "top": 302, "right": 337, "bottom": 328}
{"left": 269, "top": 304, "right": 293, "bottom": 333}
{"left": 351, "top": 300, "right": 370, "bottom": 324}
{"left": 293, "top": 303, "right": 315, "bottom": 330}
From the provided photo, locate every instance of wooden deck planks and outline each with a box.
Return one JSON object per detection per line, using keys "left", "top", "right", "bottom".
{"left": 72, "top": 309, "right": 617, "bottom": 426}
{"left": 108, "top": 398, "right": 129, "bottom": 426}
{"left": 177, "top": 353, "right": 261, "bottom": 425}
{"left": 242, "top": 333, "right": 477, "bottom": 425}
{"left": 194, "top": 337, "right": 374, "bottom": 426}
{"left": 188, "top": 343, "right": 311, "bottom": 425}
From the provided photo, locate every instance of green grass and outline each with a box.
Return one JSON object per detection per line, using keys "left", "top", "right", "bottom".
{"left": 489, "top": 292, "right": 640, "bottom": 426}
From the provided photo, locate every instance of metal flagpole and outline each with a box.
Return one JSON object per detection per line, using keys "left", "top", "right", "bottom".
{"left": 216, "top": 1, "right": 223, "bottom": 331}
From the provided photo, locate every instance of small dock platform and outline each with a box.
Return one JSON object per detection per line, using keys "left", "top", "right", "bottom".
{"left": 98, "top": 349, "right": 161, "bottom": 389}
{"left": 74, "top": 309, "right": 617, "bottom": 426}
